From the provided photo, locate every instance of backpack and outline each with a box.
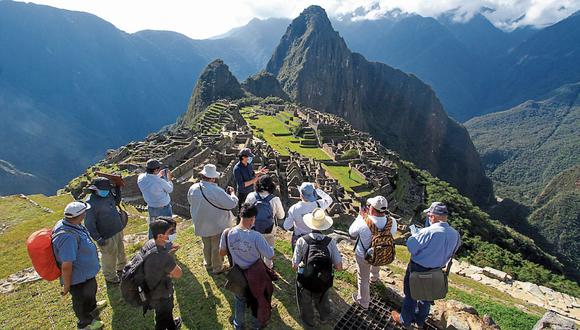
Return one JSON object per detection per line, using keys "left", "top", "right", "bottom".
{"left": 363, "top": 216, "right": 396, "bottom": 266}
{"left": 297, "top": 236, "right": 334, "bottom": 293}
{"left": 120, "top": 245, "right": 158, "bottom": 309}
{"left": 27, "top": 226, "right": 80, "bottom": 281}
{"left": 253, "top": 193, "right": 275, "bottom": 234}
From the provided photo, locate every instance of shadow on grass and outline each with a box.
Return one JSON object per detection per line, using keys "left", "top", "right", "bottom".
{"left": 174, "top": 260, "right": 232, "bottom": 329}
{"left": 106, "top": 283, "right": 154, "bottom": 330}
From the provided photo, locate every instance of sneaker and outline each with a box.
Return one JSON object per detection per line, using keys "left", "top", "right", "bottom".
{"left": 391, "top": 311, "right": 411, "bottom": 329}
{"left": 95, "top": 300, "right": 108, "bottom": 311}
{"left": 81, "top": 320, "right": 104, "bottom": 330}
{"left": 174, "top": 317, "right": 182, "bottom": 329}
{"left": 351, "top": 293, "right": 368, "bottom": 310}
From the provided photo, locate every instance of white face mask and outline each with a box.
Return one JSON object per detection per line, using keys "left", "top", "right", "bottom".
{"left": 168, "top": 233, "right": 176, "bottom": 242}
{"left": 368, "top": 215, "right": 386, "bottom": 222}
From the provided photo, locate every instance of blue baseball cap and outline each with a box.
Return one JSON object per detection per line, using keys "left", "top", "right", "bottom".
{"left": 423, "top": 202, "right": 448, "bottom": 216}
{"left": 299, "top": 182, "right": 317, "bottom": 202}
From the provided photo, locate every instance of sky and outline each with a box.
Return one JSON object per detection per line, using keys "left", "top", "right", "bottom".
{"left": 20, "top": 0, "right": 580, "bottom": 39}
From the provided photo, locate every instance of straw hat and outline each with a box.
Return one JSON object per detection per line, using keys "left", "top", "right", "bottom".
{"left": 303, "top": 208, "right": 333, "bottom": 231}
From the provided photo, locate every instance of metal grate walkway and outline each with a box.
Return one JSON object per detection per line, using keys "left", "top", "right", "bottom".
{"left": 334, "top": 295, "right": 439, "bottom": 330}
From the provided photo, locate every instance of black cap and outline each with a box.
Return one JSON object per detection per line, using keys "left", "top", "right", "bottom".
{"left": 88, "top": 177, "right": 113, "bottom": 191}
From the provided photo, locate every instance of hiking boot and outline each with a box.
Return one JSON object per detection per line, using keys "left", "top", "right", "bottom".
{"left": 81, "top": 319, "right": 104, "bottom": 330}
{"left": 174, "top": 317, "right": 182, "bottom": 329}
{"left": 391, "top": 311, "right": 411, "bottom": 329}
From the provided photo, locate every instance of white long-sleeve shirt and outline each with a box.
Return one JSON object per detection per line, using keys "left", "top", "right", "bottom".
{"left": 283, "top": 188, "right": 333, "bottom": 236}
{"left": 244, "top": 192, "right": 285, "bottom": 221}
{"left": 137, "top": 173, "right": 173, "bottom": 208}
{"left": 188, "top": 181, "right": 238, "bottom": 237}
{"left": 349, "top": 214, "right": 397, "bottom": 257}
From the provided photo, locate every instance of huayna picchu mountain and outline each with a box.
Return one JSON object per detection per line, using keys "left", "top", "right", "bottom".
{"left": 241, "top": 71, "right": 289, "bottom": 100}
{"left": 265, "top": 6, "right": 494, "bottom": 207}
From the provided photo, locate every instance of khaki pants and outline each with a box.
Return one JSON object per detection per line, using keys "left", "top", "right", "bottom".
{"left": 202, "top": 235, "right": 224, "bottom": 273}
{"left": 355, "top": 254, "right": 380, "bottom": 308}
{"left": 262, "top": 226, "right": 276, "bottom": 269}
{"left": 99, "top": 231, "right": 127, "bottom": 282}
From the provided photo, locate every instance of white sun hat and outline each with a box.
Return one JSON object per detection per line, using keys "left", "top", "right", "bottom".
{"left": 303, "top": 208, "right": 333, "bottom": 231}
{"left": 64, "top": 201, "right": 91, "bottom": 218}
{"left": 199, "top": 164, "right": 221, "bottom": 179}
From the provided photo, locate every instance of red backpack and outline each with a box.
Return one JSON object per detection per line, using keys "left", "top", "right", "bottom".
{"left": 27, "top": 228, "right": 79, "bottom": 281}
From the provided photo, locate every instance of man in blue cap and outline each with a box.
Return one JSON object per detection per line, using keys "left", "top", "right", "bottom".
{"left": 233, "top": 148, "right": 268, "bottom": 221}
{"left": 392, "top": 202, "right": 461, "bottom": 329}
{"left": 283, "top": 182, "right": 333, "bottom": 250}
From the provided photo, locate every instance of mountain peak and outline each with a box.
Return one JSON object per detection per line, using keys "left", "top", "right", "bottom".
{"left": 181, "top": 59, "right": 244, "bottom": 126}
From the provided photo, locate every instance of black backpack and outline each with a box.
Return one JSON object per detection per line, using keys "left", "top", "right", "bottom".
{"left": 120, "top": 245, "right": 158, "bottom": 310}
{"left": 297, "top": 236, "right": 334, "bottom": 293}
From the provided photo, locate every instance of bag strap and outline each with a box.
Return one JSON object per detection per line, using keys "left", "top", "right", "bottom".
{"left": 224, "top": 228, "right": 234, "bottom": 267}
{"left": 444, "top": 235, "right": 461, "bottom": 275}
{"left": 200, "top": 184, "right": 230, "bottom": 211}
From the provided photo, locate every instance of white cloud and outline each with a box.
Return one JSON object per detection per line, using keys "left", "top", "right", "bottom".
{"left": 20, "top": 0, "right": 580, "bottom": 38}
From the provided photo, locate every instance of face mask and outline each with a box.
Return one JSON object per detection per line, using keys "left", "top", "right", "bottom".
{"left": 96, "top": 189, "right": 109, "bottom": 198}
{"left": 368, "top": 215, "right": 386, "bottom": 223}
{"left": 248, "top": 156, "right": 254, "bottom": 164}
{"left": 168, "top": 233, "right": 176, "bottom": 242}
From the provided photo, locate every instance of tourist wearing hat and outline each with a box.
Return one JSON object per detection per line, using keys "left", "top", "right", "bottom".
{"left": 283, "top": 182, "right": 334, "bottom": 250}
{"left": 233, "top": 148, "right": 268, "bottom": 221}
{"left": 53, "top": 201, "right": 107, "bottom": 330}
{"left": 349, "top": 196, "right": 398, "bottom": 309}
{"left": 244, "top": 175, "right": 285, "bottom": 268}
{"left": 188, "top": 164, "right": 238, "bottom": 274}
{"left": 84, "top": 177, "right": 127, "bottom": 285}
{"left": 392, "top": 202, "right": 461, "bottom": 328}
{"left": 422, "top": 201, "right": 447, "bottom": 228}
{"left": 137, "top": 159, "right": 174, "bottom": 239}
{"left": 292, "top": 208, "right": 343, "bottom": 327}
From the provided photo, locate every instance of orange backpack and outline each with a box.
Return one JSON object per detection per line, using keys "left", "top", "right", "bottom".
{"left": 27, "top": 228, "right": 79, "bottom": 281}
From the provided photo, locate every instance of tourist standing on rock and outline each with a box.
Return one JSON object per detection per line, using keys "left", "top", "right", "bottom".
{"left": 293, "top": 208, "right": 343, "bottom": 327}
{"left": 84, "top": 177, "right": 127, "bottom": 285}
{"left": 137, "top": 159, "right": 174, "bottom": 239}
{"left": 52, "top": 201, "right": 106, "bottom": 330}
{"left": 283, "top": 182, "right": 333, "bottom": 250}
{"left": 188, "top": 164, "right": 238, "bottom": 275}
{"left": 244, "top": 175, "right": 285, "bottom": 268}
{"left": 349, "top": 196, "right": 397, "bottom": 309}
{"left": 219, "top": 204, "right": 276, "bottom": 330}
{"left": 143, "top": 219, "right": 183, "bottom": 330}
{"left": 392, "top": 202, "right": 461, "bottom": 328}
{"left": 233, "top": 148, "right": 268, "bottom": 221}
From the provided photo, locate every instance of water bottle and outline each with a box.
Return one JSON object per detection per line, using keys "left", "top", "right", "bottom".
{"left": 366, "top": 247, "right": 374, "bottom": 259}
{"left": 138, "top": 286, "right": 147, "bottom": 302}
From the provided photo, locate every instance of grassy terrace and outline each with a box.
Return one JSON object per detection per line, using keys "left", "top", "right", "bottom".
{"left": 241, "top": 107, "right": 369, "bottom": 196}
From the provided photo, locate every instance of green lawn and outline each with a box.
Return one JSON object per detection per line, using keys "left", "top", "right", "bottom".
{"left": 322, "top": 164, "right": 370, "bottom": 196}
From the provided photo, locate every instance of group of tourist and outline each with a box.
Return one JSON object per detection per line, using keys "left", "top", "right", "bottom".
{"left": 52, "top": 148, "right": 460, "bottom": 330}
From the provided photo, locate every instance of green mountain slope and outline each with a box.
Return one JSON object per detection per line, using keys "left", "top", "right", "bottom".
{"left": 466, "top": 82, "right": 580, "bottom": 204}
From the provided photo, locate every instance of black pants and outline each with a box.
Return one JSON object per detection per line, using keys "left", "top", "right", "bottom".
{"left": 236, "top": 192, "right": 250, "bottom": 224}
{"left": 70, "top": 277, "right": 98, "bottom": 329}
{"left": 296, "top": 282, "right": 331, "bottom": 327}
{"left": 151, "top": 297, "right": 176, "bottom": 330}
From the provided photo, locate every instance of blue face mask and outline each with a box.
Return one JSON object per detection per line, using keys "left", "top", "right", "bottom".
{"left": 96, "top": 189, "right": 110, "bottom": 198}
{"left": 248, "top": 156, "right": 254, "bottom": 164}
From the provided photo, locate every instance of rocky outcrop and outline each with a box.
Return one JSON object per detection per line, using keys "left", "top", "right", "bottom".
{"left": 182, "top": 59, "right": 245, "bottom": 126}
{"left": 241, "top": 71, "right": 289, "bottom": 100}
{"left": 266, "top": 5, "right": 494, "bottom": 207}
{"left": 432, "top": 300, "right": 500, "bottom": 330}
{"left": 532, "top": 311, "right": 577, "bottom": 330}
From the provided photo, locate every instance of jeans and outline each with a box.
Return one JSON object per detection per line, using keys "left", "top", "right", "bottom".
{"left": 401, "top": 262, "right": 433, "bottom": 327}
{"left": 150, "top": 297, "right": 176, "bottom": 330}
{"left": 70, "top": 277, "right": 98, "bottom": 329}
{"left": 99, "top": 231, "right": 127, "bottom": 282}
{"left": 148, "top": 204, "right": 173, "bottom": 238}
{"left": 234, "top": 294, "right": 260, "bottom": 330}
{"left": 296, "top": 283, "right": 331, "bottom": 326}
